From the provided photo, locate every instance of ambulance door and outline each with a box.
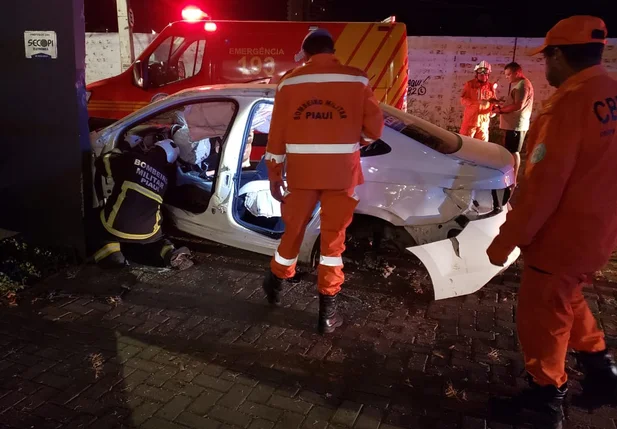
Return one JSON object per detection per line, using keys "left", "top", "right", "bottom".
{"left": 139, "top": 35, "right": 211, "bottom": 100}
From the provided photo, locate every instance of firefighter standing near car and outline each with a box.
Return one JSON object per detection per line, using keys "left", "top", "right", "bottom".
{"left": 486, "top": 16, "right": 617, "bottom": 429}
{"left": 261, "top": 28, "right": 383, "bottom": 334}
{"left": 460, "top": 60, "right": 498, "bottom": 142}
{"left": 91, "top": 136, "right": 193, "bottom": 270}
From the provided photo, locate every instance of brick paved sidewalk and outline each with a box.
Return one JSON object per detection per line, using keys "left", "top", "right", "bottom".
{"left": 1, "top": 240, "right": 617, "bottom": 429}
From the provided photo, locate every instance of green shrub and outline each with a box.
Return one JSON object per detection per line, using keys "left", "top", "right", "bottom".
{"left": 0, "top": 236, "right": 74, "bottom": 296}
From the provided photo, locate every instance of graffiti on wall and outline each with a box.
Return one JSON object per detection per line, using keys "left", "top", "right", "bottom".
{"left": 83, "top": 34, "right": 617, "bottom": 135}
{"left": 407, "top": 76, "right": 430, "bottom": 96}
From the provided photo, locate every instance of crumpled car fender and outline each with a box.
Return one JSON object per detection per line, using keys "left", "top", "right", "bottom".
{"left": 407, "top": 207, "right": 520, "bottom": 300}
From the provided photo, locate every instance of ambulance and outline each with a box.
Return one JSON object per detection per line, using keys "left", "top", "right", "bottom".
{"left": 86, "top": 7, "right": 409, "bottom": 131}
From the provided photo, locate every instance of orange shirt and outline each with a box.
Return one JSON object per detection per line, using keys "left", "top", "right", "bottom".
{"left": 265, "top": 54, "right": 384, "bottom": 190}
{"left": 489, "top": 65, "right": 617, "bottom": 274}
{"left": 460, "top": 79, "right": 496, "bottom": 128}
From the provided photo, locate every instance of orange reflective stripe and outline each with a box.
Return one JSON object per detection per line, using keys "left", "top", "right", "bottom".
{"left": 286, "top": 143, "right": 360, "bottom": 154}
{"left": 278, "top": 73, "right": 369, "bottom": 89}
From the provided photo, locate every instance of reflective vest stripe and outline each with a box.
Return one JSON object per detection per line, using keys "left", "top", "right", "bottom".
{"left": 94, "top": 242, "right": 121, "bottom": 262}
{"left": 320, "top": 255, "right": 343, "bottom": 266}
{"left": 361, "top": 133, "right": 376, "bottom": 143}
{"left": 101, "top": 181, "right": 163, "bottom": 241}
{"left": 265, "top": 152, "right": 286, "bottom": 164}
{"left": 278, "top": 73, "right": 369, "bottom": 89}
{"left": 286, "top": 143, "right": 360, "bottom": 154}
{"left": 274, "top": 250, "right": 298, "bottom": 267}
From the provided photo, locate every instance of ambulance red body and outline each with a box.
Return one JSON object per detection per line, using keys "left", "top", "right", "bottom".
{"left": 86, "top": 10, "right": 408, "bottom": 160}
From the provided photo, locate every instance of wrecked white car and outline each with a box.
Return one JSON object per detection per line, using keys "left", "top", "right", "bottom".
{"left": 90, "top": 84, "right": 520, "bottom": 300}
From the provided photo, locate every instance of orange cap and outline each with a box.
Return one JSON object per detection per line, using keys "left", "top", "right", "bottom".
{"left": 530, "top": 15, "right": 607, "bottom": 56}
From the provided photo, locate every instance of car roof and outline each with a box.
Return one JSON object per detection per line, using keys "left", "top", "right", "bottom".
{"left": 173, "top": 84, "right": 278, "bottom": 99}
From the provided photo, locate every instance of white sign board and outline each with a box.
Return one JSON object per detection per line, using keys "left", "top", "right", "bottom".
{"left": 24, "top": 31, "right": 58, "bottom": 59}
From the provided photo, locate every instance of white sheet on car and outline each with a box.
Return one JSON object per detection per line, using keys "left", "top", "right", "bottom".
{"left": 238, "top": 180, "right": 281, "bottom": 218}
{"left": 407, "top": 208, "right": 520, "bottom": 300}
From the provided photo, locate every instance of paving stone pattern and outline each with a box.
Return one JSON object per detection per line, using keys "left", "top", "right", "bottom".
{"left": 1, "top": 239, "right": 617, "bottom": 429}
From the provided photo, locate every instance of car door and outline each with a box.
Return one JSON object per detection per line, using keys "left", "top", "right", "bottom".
{"left": 202, "top": 96, "right": 283, "bottom": 258}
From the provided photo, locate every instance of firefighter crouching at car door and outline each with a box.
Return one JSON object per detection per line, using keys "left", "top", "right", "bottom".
{"left": 460, "top": 60, "right": 498, "bottom": 142}
{"left": 91, "top": 136, "right": 193, "bottom": 270}
{"left": 261, "top": 28, "right": 383, "bottom": 334}
{"left": 486, "top": 16, "right": 617, "bottom": 429}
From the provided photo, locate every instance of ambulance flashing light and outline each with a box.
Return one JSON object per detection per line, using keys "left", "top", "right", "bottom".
{"left": 182, "top": 6, "right": 208, "bottom": 22}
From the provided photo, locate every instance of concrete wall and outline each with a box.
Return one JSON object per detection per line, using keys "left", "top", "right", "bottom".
{"left": 85, "top": 32, "right": 154, "bottom": 84}
{"left": 85, "top": 32, "right": 617, "bottom": 131}
{"left": 406, "top": 37, "right": 617, "bottom": 132}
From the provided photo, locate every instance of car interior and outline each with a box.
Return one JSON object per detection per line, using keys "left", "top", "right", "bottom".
{"left": 111, "top": 101, "right": 237, "bottom": 214}
{"left": 232, "top": 101, "right": 321, "bottom": 239}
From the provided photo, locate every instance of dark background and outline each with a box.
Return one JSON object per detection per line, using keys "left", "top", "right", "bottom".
{"left": 1, "top": 0, "right": 91, "bottom": 251}
{"left": 86, "top": 0, "right": 614, "bottom": 37}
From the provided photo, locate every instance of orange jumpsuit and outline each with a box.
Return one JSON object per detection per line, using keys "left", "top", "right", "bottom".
{"left": 265, "top": 53, "right": 384, "bottom": 295}
{"left": 487, "top": 65, "right": 617, "bottom": 388}
{"left": 460, "top": 79, "right": 496, "bottom": 141}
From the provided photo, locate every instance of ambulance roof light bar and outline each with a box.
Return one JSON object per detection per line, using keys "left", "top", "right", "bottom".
{"left": 381, "top": 16, "right": 396, "bottom": 24}
{"left": 182, "top": 6, "right": 209, "bottom": 22}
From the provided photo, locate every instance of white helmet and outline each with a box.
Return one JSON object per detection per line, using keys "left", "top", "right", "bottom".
{"left": 474, "top": 60, "right": 492, "bottom": 74}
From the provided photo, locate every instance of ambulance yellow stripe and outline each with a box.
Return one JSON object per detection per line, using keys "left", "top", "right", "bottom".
{"left": 383, "top": 59, "right": 408, "bottom": 103}
{"left": 89, "top": 101, "right": 148, "bottom": 109}
{"left": 89, "top": 100, "right": 149, "bottom": 106}
{"left": 370, "top": 26, "right": 407, "bottom": 89}
{"left": 386, "top": 61, "right": 409, "bottom": 105}
{"left": 88, "top": 106, "right": 143, "bottom": 112}
{"left": 345, "top": 24, "right": 374, "bottom": 66}
{"left": 88, "top": 103, "right": 144, "bottom": 108}
{"left": 334, "top": 24, "right": 372, "bottom": 66}
{"left": 345, "top": 26, "right": 388, "bottom": 72}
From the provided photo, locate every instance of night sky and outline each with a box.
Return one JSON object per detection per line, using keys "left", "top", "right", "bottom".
{"left": 85, "top": 0, "right": 615, "bottom": 37}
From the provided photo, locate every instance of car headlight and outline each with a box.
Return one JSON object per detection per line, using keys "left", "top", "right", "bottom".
{"left": 86, "top": 91, "right": 92, "bottom": 103}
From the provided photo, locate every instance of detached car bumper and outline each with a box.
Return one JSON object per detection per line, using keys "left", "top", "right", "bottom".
{"left": 406, "top": 206, "right": 520, "bottom": 300}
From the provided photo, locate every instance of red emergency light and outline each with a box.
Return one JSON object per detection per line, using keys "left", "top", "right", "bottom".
{"left": 182, "top": 6, "right": 208, "bottom": 22}
{"left": 205, "top": 22, "right": 217, "bottom": 32}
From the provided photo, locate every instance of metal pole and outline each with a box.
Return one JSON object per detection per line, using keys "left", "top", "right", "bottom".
{"left": 116, "top": 0, "right": 135, "bottom": 72}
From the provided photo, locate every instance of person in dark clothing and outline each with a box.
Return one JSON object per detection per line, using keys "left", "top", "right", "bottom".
{"left": 91, "top": 136, "right": 193, "bottom": 270}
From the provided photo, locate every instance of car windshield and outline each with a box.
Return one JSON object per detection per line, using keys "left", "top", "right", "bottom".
{"left": 380, "top": 104, "right": 462, "bottom": 154}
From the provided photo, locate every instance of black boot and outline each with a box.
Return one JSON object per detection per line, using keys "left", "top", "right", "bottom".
{"left": 489, "top": 376, "right": 567, "bottom": 429}
{"left": 573, "top": 349, "right": 617, "bottom": 410}
{"left": 262, "top": 271, "right": 283, "bottom": 306}
{"left": 318, "top": 293, "right": 343, "bottom": 334}
{"left": 168, "top": 247, "right": 194, "bottom": 270}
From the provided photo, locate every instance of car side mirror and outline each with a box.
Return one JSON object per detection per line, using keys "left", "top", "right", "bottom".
{"left": 133, "top": 60, "right": 150, "bottom": 90}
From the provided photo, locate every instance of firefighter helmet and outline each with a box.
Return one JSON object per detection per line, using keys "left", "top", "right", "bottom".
{"left": 474, "top": 60, "right": 492, "bottom": 74}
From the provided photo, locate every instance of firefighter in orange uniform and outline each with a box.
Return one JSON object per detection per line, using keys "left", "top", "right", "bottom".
{"left": 460, "top": 60, "right": 497, "bottom": 142}
{"left": 261, "top": 28, "right": 383, "bottom": 334}
{"left": 487, "top": 16, "right": 617, "bottom": 428}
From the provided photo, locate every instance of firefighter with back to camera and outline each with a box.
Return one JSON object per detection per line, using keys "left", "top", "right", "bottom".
{"left": 260, "top": 28, "right": 384, "bottom": 334}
